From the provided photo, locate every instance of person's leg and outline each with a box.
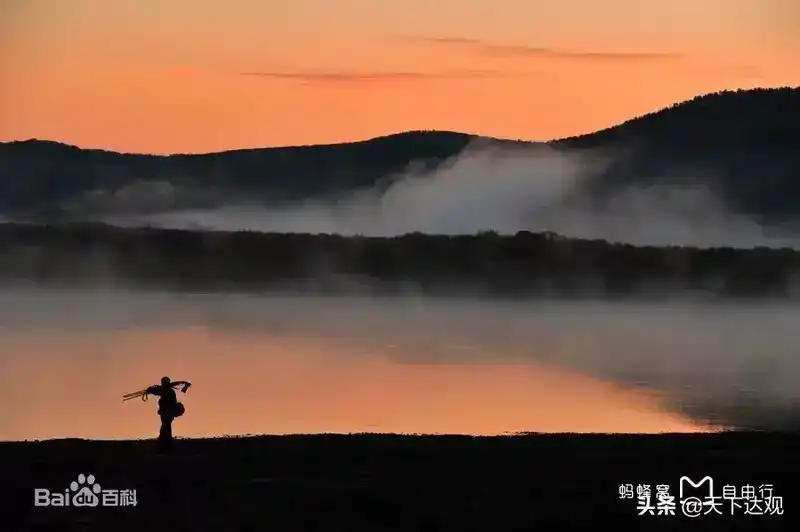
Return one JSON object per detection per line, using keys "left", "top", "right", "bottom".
{"left": 165, "top": 416, "right": 173, "bottom": 444}
{"left": 158, "top": 414, "right": 174, "bottom": 450}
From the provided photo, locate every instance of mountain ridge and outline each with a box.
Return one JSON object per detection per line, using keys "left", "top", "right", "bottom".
{"left": 2, "top": 130, "right": 521, "bottom": 156}
{"left": 5, "top": 86, "right": 796, "bottom": 155}
{"left": 1, "top": 86, "right": 799, "bottom": 228}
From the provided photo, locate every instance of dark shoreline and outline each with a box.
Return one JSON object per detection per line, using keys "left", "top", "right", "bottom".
{"left": 3, "top": 432, "right": 797, "bottom": 530}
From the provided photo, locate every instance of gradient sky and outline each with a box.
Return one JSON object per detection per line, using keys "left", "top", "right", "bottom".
{"left": 1, "top": 0, "right": 799, "bottom": 153}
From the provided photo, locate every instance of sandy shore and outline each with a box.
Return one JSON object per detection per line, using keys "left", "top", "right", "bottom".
{"left": 2, "top": 431, "right": 797, "bottom": 531}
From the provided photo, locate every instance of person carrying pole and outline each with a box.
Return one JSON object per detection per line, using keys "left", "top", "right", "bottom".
{"left": 123, "top": 376, "right": 191, "bottom": 451}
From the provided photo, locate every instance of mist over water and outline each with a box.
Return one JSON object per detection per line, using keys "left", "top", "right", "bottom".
{"left": 7, "top": 140, "right": 800, "bottom": 436}
{"left": 102, "top": 145, "right": 800, "bottom": 249}
{"left": 2, "top": 286, "right": 799, "bottom": 440}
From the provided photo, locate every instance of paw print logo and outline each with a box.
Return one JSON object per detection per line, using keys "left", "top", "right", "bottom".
{"left": 70, "top": 473, "right": 102, "bottom": 507}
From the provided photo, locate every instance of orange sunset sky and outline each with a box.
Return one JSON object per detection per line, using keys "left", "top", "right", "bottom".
{"left": 1, "top": 0, "right": 799, "bottom": 154}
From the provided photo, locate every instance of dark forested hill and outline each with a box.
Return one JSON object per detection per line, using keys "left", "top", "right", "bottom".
{"left": 555, "top": 87, "right": 800, "bottom": 226}
{"left": 0, "top": 131, "right": 500, "bottom": 220}
{"left": 1, "top": 87, "right": 798, "bottom": 226}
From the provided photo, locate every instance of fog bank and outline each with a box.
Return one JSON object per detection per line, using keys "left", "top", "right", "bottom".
{"left": 103, "top": 145, "right": 800, "bottom": 249}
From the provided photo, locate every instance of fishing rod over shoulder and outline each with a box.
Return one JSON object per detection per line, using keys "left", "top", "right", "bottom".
{"left": 123, "top": 378, "right": 191, "bottom": 402}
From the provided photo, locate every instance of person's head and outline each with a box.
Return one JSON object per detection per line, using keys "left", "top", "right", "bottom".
{"left": 161, "top": 376, "right": 171, "bottom": 387}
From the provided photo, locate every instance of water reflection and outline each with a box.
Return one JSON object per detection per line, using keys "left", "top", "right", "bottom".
{"left": 0, "top": 327, "right": 711, "bottom": 440}
{"left": 4, "top": 289, "right": 797, "bottom": 440}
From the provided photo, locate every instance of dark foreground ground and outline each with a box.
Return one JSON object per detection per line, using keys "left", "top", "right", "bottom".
{"left": 1, "top": 432, "right": 797, "bottom": 531}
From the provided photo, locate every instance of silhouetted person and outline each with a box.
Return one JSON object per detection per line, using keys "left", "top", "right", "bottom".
{"left": 146, "top": 376, "right": 190, "bottom": 451}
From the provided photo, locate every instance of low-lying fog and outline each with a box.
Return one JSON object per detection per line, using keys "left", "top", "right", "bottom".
{"left": 1, "top": 287, "right": 798, "bottom": 441}
{"left": 101, "top": 147, "right": 800, "bottom": 249}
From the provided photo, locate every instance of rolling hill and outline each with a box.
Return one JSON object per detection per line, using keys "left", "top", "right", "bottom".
{"left": 0, "top": 87, "right": 798, "bottom": 228}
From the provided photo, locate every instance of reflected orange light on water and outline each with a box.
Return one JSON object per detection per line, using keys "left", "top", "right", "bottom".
{"left": 0, "top": 327, "right": 714, "bottom": 440}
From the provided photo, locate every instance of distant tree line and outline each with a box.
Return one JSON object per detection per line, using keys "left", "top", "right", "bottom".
{"left": 2, "top": 223, "right": 800, "bottom": 299}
